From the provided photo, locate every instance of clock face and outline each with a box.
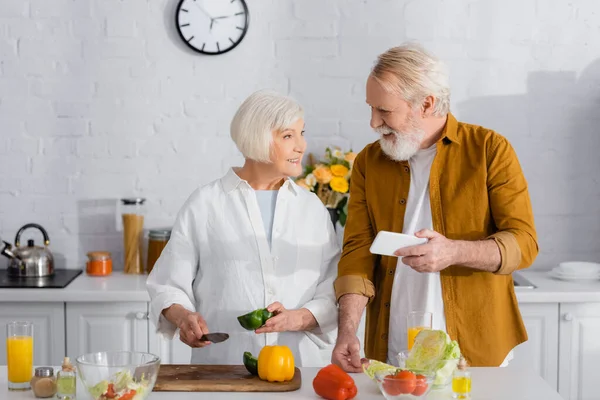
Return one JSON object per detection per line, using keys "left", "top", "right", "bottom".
{"left": 175, "top": 0, "right": 249, "bottom": 55}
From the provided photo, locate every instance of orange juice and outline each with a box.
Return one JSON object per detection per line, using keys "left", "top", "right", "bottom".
{"left": 407, "top": 326, "right": 428, "bottom": 350}
{"left": 6, "top": 336, "right": 33, "bottom": 383}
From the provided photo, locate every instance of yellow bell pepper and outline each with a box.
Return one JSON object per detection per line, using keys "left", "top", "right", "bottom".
{"left": 257, "top": 345, "right": 295, "bottom": 382}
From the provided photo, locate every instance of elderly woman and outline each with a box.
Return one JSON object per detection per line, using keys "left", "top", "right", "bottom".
{"left": 147, "top": 90, "right": 340, "bottom": 367}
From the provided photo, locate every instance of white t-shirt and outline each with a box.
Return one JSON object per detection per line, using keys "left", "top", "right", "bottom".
{"left": 387, "top": 145, "right": 513, "bottom": 367}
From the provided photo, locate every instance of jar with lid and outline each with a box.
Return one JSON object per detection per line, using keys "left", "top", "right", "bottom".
{"left": 120, "top": 198, "right": 146, "bottom": 274}
{"left": 30, "top": 367, "right": 56, "bottom": 398}
{"left": 146, "top": 228, "right": 171, "bottom": 273}
{"left": 86, "top": 251, "right": 112, "bottom": 276}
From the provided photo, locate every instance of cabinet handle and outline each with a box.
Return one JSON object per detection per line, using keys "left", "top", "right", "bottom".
{"left": 563, "top": 313, "right": 573, "bottom": 321}
{"left": 135, "top": 312, "right": 148, "bottom": 320}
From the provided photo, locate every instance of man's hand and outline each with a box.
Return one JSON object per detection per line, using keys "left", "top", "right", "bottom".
{"left": 331, "top": 333, "right": 363, "bottom": 373}
{"left": 254, "top": 302, "right": 316, "bottom": 333}
{"left": 394, "top": 229, "right": 457, "bottom": 273}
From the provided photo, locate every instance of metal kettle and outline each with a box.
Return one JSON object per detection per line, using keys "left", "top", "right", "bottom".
{"left": 2, "top": 223, "right": 55, "bottom": 277}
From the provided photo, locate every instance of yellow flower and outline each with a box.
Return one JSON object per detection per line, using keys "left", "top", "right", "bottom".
{"left": 330, "top": 164, "right": 349, "bottom": 177}
{"left": 295, "top": 179, "right": 311, "bottom": 190}
{"left": 313, "top": 165, "right": 332, "bottom": 184}
{"left": 344, "top": 152, "right": 357, "bottom": 163}
{"left": 330, "top": 176, "right": 349, "bottom": 193}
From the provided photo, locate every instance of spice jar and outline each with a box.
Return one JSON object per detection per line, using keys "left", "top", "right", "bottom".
{"left": 147, "top": 228, "right": 171, "bottom": 273}
{"left": 86, "top": 251, "right": 112, "bottom": 276}
{"left": 30, "top": 367, "right": 56, "bottom": 398}
{"left": 120, "top": 198, "right": 146, "bottom": 274}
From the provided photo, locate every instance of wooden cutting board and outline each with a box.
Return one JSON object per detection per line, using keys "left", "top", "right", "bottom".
{"left": 153, "top": 364, "right": 302, "bottom": 392}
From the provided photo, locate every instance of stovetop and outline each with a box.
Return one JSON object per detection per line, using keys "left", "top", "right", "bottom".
{"left": 0, "top": 269, "right": 83, "bottom": 288}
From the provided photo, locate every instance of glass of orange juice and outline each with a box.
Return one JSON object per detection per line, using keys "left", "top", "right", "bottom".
{"left": 6, "top": 321, "right": 34, "bottom": 391}
{"left": 407, "top": 311, "right": 432, "bottom": 350}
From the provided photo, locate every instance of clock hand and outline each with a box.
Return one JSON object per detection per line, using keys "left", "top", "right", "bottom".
{"left": 193, "top": 2, "right": 213, "bottom": 19}
{"left": 213, "top": 15, "right": 232, "bottom": 20}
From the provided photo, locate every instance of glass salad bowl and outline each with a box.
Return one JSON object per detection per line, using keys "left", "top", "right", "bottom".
{"left": 76, "top": 351, "right": 160, "bottom": 400}
{"left": 375, "top": 370, "right": 434, "bottom": 399}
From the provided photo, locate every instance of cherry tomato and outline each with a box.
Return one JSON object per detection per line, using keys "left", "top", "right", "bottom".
{"left": 412, "top": 374, "right": 429, "bottom": 396}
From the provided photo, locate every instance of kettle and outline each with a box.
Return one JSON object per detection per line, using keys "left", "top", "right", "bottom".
{"left": 2, "top": 223, "right": 55, "bottom": 277}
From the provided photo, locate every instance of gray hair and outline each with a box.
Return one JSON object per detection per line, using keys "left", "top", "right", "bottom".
{"left": 230, "top": 90, "right": 304, "bottom": 163}
{"left": 371, "top": 42, "right": 451, "bottom": 116}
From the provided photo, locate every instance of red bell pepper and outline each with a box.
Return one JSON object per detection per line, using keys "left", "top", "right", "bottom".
{"left": 313, "top": 364, "right": 358, "bottom": 400}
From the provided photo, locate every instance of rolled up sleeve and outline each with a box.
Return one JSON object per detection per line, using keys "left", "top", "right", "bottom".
{"left": 146, "top": 205, "right": 199, "bottom": 339}
{"left": 334, "top": 151, "right": 377, "bottom": 302}
{"left": 486, "top": 135, "right": 539, "bottom": 275}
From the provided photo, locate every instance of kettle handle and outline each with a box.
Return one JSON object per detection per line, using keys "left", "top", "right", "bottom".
{"left": 15, "top": 223, "right": 50, "bottom": 247}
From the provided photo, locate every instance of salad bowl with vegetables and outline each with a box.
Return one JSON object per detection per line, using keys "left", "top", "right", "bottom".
{"left": 76, "top": 351, "right": 160, "bottom": 400}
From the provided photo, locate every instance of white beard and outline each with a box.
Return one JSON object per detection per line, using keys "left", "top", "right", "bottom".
{"left": 376, "top": 125, "right": 426, "bottom": 162}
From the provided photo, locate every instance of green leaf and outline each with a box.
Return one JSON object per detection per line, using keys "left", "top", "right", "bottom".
{"left": 339, "top": 209, "right": 347, "bottom": 226}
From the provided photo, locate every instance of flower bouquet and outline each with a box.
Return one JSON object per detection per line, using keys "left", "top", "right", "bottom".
{"left": 295, "top": 148, "right": 357, "bottom": 227}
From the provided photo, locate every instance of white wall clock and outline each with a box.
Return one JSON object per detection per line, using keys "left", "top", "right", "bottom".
{"left": 175, "top": 0, "right": 249, "bottom": 55}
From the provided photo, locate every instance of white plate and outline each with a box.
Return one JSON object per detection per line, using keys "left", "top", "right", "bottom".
{"left": 549, "top": 269, "right": 600, "bottom": 281}
{"left": 558, "top": 261, "right": 600, "bottom": 275}
{"left": 551, "top": 267, "right": 600, "bottom": 278}
{"left": 369, "top": 231, "right": 428, "bottom": 257}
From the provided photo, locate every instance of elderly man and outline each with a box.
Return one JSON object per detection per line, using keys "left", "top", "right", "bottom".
{"left": 332, "top": 43, "right": 538, "bottom": 371}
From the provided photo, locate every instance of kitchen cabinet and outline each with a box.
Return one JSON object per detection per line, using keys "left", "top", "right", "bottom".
{"left": 0, "top": 302, "right": 65, "bottom": 366}
{"left": 513, "top": 303, "right": 559, "bottom": 391}
{"left": 65, "top": 302, "right": 149, "bottom": 359}
{"left": 149, "top": 328, "right": 191, "bottom": 364}
{"left": 558, "top": 303, "right": 600, "bottom": 400}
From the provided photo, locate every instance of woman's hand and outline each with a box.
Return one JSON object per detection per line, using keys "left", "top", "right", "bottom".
{"left": 254, "top": 302, "right": 317, "bottom": 333}
{"left": 163, "top": 304, "right": 211, "bottom": 348}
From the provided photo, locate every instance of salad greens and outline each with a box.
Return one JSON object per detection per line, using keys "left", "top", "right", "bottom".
{"left": 405, "top": 329, "right": 461, "bottom": 386}
{"left": 88, "top": 370, "right": 150, "bottom": 400}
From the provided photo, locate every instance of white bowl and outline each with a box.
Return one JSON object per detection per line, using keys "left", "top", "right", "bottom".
{"left": 557, "top": 262, "right": 600, "bottom": 276}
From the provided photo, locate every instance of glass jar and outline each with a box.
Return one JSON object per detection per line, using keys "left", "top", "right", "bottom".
{"left": 86, "top": 251, "right": 112, "bottom": 276}
{"left": 120, "top": 198, "right": 146, "bottom": 274}
{"left": 56, "top": 357, "right": 76, "bottom": 400}
{"left": 30, "top": 367, "right": 56, "bottom": 398}
{"left": 147, "top": 228, "right": 171, "bottom": 274}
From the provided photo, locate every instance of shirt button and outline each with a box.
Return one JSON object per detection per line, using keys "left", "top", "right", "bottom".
{"left": 381, "top": 333, "right": 388, "bottom": 340}
{"left": 273, "top": 256, "right": 279, "bottom": 262}
{"left": 385, "top": 302, "right": 390, "bottom": 308}
{"left": 388, "top": 269, "right": 394, "bottom": 275}
{"left": 399, "top": 198, "right": 406, "bottom": 205}
{"left": 403, "top": 166, "right": 409, "bottom": 172}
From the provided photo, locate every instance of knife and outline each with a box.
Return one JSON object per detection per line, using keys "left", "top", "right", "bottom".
{"left": 200, "top": 332, "right": 229, "bottom": 343}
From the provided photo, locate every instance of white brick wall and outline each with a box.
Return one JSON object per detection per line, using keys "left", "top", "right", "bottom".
{"left": 1, "top": 0, "right": 599, "bottom": 270}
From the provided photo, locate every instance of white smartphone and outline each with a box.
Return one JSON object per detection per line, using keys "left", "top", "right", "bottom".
{"left": 369, "top": 231, "right": 428, "bottom": 257}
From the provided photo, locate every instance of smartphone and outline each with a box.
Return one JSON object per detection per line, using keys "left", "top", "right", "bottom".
{"left": 369, "top": 231, "right": 428, "bottom": 257}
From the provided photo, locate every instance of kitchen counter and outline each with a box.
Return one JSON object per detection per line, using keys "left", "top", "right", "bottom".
{"left": 0, "top": 365, "right": 562, "bottom": 400}
{"left": 1, "top": 269, "right": 599, "bottom": 304}
{"left": 0, "top": 272, "right": 151, "bottom": 302}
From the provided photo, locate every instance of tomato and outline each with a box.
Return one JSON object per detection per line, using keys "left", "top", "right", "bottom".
{"left": 411, "top": 374, "right": 429, "bottom": 396}
{"left": 382, "top": 371, "right": 417, "bottom": 395}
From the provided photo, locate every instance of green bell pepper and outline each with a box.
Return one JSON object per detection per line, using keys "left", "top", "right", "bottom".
{"left": 243, "top": 351, "right": 258, "bottom": 376}
{"left": 237, "top": 308, "right": 273, "bottom": 330}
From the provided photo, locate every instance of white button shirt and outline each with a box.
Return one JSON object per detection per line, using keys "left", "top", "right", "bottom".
{"left": 147, "top": 168, "right": 340, "bottom": 367}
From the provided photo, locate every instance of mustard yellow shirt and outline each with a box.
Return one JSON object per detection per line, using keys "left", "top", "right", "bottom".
{"left": 334, "top": 113, "right": 538, "bottom": 366}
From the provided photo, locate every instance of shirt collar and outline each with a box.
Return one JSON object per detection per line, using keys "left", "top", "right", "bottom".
{"left": 440, "top": 113, "right": 461, "bottom": 145}
{"left": 221, "top": 168, "right": 299, "bottom": 196}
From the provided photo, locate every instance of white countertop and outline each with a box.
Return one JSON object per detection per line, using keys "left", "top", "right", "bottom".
{"left": 0, "top": 269, "right": 599, "bottom": 304}
{"left": 0, "top": 365, "right": 562, "bottom": 400}
{"left": 0, "top": 272, "right": 151, "bottom": 302}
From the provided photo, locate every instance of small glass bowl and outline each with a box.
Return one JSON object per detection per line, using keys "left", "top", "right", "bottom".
{"left": 375, "top": 371, "right": 434, "bottom": 399}
{"left": 396, "top": 349, "right": 460, "bottom": 389}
